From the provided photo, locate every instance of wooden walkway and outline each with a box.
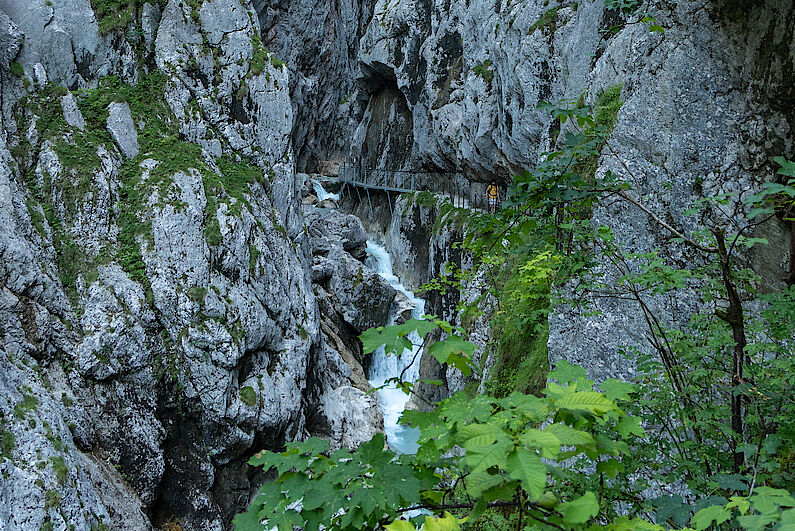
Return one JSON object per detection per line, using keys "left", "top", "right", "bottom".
{"left": 325, "top": 162, "right": 500, "bottom": 214}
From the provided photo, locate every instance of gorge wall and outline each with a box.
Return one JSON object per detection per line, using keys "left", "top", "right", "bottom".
{"left": 0, "top": 1, "right": 390, "bottom": 529}
{"left": 331, "top": 0, "right": 793, "bottom": 384}
{"left": 0, "top": 0, "right": 793, "bottom": 529}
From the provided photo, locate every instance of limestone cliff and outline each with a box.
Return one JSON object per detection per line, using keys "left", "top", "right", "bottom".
{"left": 0, "top": 1, "right": 386, "bottom": 529}
{"left": 334, "top": 0, "right": 793, "bottom": 384}
{"left": 0, "top": 0, "right": 793, "bottom": 528}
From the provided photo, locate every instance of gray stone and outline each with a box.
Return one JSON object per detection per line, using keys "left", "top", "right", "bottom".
{"left": 106, "top": 102, "right": 139, "bottom": 158}
{"left": 33, "top": 62, "right": 47, "bottom": 86}
{"left": 306, "top": 208, "right": 369, "bottom": 261}
{"left": 318, "top": 198, "right": 338, "bottom": 209}
{"left": 392, "top": 290, "right": 415, "bottom": 325}
{"left": 0, "top": 10, "right": 22, "bottom": 69}
{"left": 60, "top": 93, "right": 86, "bottom": 131}
{"left": 141, "top": 2, "right": 161, "bottom": 49}
{"left": 324, "top": 246, "right": 396, "bottom": 332}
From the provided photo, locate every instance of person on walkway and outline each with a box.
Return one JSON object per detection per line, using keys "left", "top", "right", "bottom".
{"left": 486, "top": 180, "right": 499, "bottom": 214}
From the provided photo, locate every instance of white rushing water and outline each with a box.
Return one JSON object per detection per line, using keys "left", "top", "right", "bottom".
{"left": 312, "top": 179, "right": 340, "bottom": 202}
{"left": 365, "top": 241, "right": 425, "bottom": 454}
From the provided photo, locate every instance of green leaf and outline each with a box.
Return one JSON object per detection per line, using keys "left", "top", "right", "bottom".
{"left": 440, "top": 393, "right": 494, "bottom": 424}
{"left": 385, "top": 521, "right": 416, "bottom": 531}
{"left": 543, "top": 423, "right": 595, "bottom": 446}
{"left": 691, "top": 504, "right": 731, "bottom": 530}
{"left": 549, "top": 360, "right": 588, "bottom": 385}
{"left": 428, "top": 336, "right": 475, "bottom": 377}
{"left": 359, "top": 319, "right": 436, "bottom": 356}
{"left": 737, "top": 513, "right": 778, "bottom": 531}
{"left": 726, "top": 496, "right": 751, "bottom": 515}
{"left": 652, "top": 495, "right": 692, "bottom": 527}
{"left": 560, "top": 491, "right": 599, "bottom": 525}
{"left": 465, "top": 470, "right": 506, "bottom": 497}
{"left": 600, "top": 378, "right": 635, "bottom": 401}
{"left": 616, "top": 415, "right": 646, "bottom": 438}
{"left": 286, "top": 437, "right": 330, "bottom": 456}
{"left": 711, "top": 473, "right": 749, "bottom": 491}
{"left": 506, "top": 448, "right": 546, "bottom": 499}
{"left": 555, "top": 391, "right": 616, "bottom": 414}
{"left": 518, "top": 429, "right": 561, "bottom": 459}
{"left": 457, "top": 422, "right": 509, "bottom": 448}
{"left": 780, "top": 508, "right": 795, "bottom": 530}
{"left": 463, "top": 437, "right": 512, "bottom": 474}
{"left": 596, "top": 458, "right": 624, "bottom": 478}
{"left": 232, "top": 501, "right": 264, "bottom": 531}
{"left": 498, "top": 393, "right": 550, "bottom": 421}
{"left": 359, "top": 326, "right": 412, "bottom": 356}
{"left": 423, "top": 513, "right": 465, "bottom": 531}
{"left": 774, "top": 156, "right": 795, "bottom": 177}
{"left": 741, "top": 237, "right": 769, "bottom": 248}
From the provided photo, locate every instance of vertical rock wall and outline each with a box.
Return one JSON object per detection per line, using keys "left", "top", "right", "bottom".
{"left": 338, "top": 0, "right": 793, "bottom": 383}
{"left": 0, "top": 1, "right": 385, "bottom": 529}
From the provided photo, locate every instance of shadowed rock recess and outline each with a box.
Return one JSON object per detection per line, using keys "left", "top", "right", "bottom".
{"left": 0, "top": 0, "right": 792, "bottom": 529}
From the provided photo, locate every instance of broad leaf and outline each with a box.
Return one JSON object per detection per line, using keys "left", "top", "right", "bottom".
{"left": 385, "top": 520, "right": 415, "bottom": 531}
{"left": 518, "top": 429, "right": 561, "bottom": 459}
{"left": 691, "top": 505, "right": 731, "bottom": 530}
{"left": 423, "top": 513, "right": 465, "bottom": 531}
{"left": 465, "top": 470, "right": 505, "bottom": 497}
{"left": 464, "top": 437, "right": 512, "bottom": 474}
{"left": 600, "top": 378, "right": 635, "bottom": 401}
{"left": 506, "top": 448, "right": 546, "bottom": 499}
{"left": 428, "top": 336, "right": 475, "bottom": 376}
{"left": 560, "top": 491, "right": 599, "bottom": 525}
{"left": 555, "top": 391, "right": 616, "bottom": 414}
{"left": 543, "top": 423, "right": 595, "bottom": 446}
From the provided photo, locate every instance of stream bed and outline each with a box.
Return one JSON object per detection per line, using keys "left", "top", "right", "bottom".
{"left": 364, "top": 241, "right": 424, "bottom": 454}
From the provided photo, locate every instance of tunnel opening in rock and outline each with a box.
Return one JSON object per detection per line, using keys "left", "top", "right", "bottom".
{"left": 355, "top": 66, "right": 415, "bottom": 171}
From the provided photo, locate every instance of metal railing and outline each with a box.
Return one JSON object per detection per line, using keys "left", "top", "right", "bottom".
{"left": 335, "top": 162, "right": 505, "bottom": 214}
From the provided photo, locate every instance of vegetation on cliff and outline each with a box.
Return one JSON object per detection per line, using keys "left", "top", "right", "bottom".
{"left": 237, "top": 91, "right": 795, "bottom": 529}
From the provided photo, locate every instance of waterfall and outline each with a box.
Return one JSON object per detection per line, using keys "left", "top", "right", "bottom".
{"left": 312, "top": 179, "right": 340, "bottom": 202}
{"left": 365, "top": 241, "right": 424, "bottom": 454}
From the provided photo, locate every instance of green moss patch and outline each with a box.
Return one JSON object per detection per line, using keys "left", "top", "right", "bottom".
{"left": 91, "top": 0, "right": 167, "bottom": 35}
{"left": 483, "top": 252, "right": 554, "bottom": 398}
{"left": 473, "top": 59, "right": 494, "bottom": 85}
{"left": 9, "top": 61, "right": 24, "bottom": 78}
{"left": 16, "top": 71, "right": 270, "bottom": 312}
{"left": 50, "top": 456, "right": 68, "bottom": 484}
{"left": 13, "top": 394, "right": 39, "bottom": 420}
{"left": 187, "top": 286, "right": 208, "bottom": 304}
{"left": 240, "top": 386, "right": 257, "bottom": 406}
{"left": 528, "top": 7, "right": 559, "bottom": 34}
{"left": 593, "top": 83, "right": 624, "bottom": 133}
{"left": 0, "top": 429, "right": 15, "bottom": 459}
{"left": 44, "top": 489, "right": 61, "bottom": 510}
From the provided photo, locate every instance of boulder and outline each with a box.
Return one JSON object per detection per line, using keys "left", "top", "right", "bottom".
{"left": 306, "top": 208, "right": 369, "bottom": 261}
{"left": 106, "top": 102, "right": 139, "bottom": 159}
{"left": 392, "top": 290, "right": 415, "bottom": 325}
{"left": 324, "top": 247, "right": 396, "bottom": 332}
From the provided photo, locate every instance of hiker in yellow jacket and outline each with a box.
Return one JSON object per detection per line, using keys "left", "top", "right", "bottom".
{"left": 486, "top": 180, "right": 499, "bottom": 213}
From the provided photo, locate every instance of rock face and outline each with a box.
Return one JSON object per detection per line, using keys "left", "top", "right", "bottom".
{"left": 1, "top": 0, "right": 793, "bottom": 528}
{"left": 251, "top": 0, "right": 377, "bottom": 171}
{"left": 0, "top": 1, "right": 384, "bottom": 529}
{"left": 334, "top": 0, "right": 793, "bottom": 385}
